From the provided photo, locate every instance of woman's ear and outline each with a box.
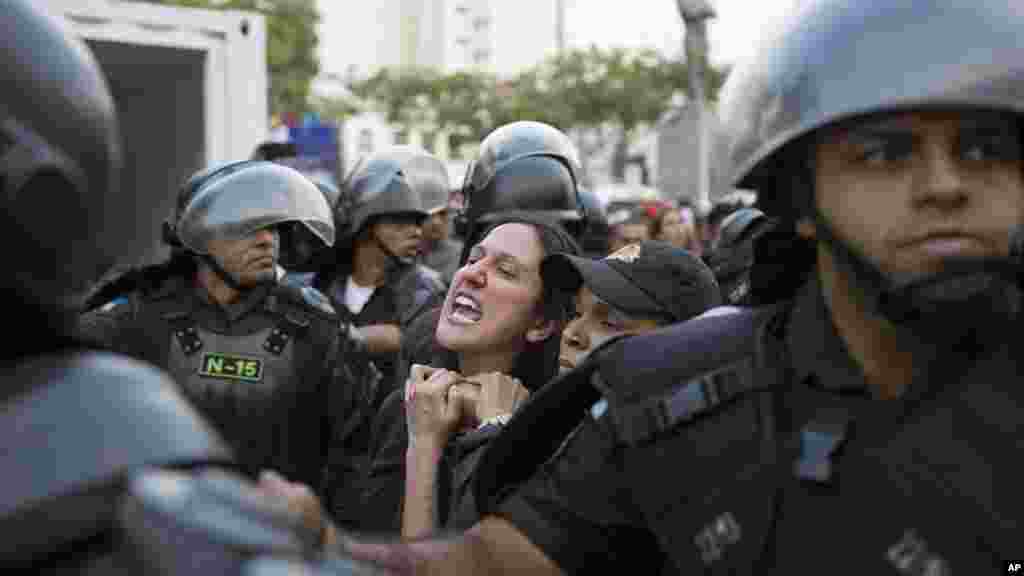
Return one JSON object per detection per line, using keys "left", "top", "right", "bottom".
{"left": 525, "top": 317, "right": 557, "bottom": 344}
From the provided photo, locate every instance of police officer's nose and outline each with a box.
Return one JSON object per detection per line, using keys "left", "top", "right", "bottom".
{"left": 916, "top": 142, "right": 968, "bottom": 212}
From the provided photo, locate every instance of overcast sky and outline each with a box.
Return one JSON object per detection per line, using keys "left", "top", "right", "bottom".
{"left": 566, "top": 0, "right": 798, "bottom": 67}
{"left": 318, "top": 0, "right": 799, "bottom": 78}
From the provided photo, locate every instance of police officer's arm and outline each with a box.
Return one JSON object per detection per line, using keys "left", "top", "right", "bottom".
{"left": 340, "top": 516, "right": 564, "bottom": 576}
{"left": 357, "top": 273, "right": 445, "bottom": 355}
{"left": 343, "top": 410, "right": 651, "bottom": 574}
{"left": 76, "top": 297, "right": 134, "bottom": 350}
{"left": 356, "top": 324, "right": 403, "bottom": 355}
{"left": 323, "top": 324, "right": 381, "bottom": 522}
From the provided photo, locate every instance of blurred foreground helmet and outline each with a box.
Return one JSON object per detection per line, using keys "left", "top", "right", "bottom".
{"left": 164, "top": 160, "right": 334, "bottom": 270}
{"left": 335, "top": 145, "right": 446, "bottom": 239}
{"left": 0, "top": 0, "right": 157, "bottom": 314}
{"left": 457, "top": 121, "right": 584, "bottom": 250}
{"left": 719, "top": 0, "right": 1024, "bottom": 217}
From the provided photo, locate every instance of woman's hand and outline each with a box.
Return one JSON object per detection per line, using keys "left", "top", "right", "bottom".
{"left": 404, "top": 364, "right": 479, "bottom": 447}
{"left": 463, "top": 372, "right": 530, "bottom": 424}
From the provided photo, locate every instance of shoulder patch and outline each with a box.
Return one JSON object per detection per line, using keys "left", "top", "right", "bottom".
{"left": 299, "top": 286, "right": 336, "bottom": 316}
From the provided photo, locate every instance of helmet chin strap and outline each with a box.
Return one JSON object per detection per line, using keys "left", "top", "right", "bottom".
{"left": 811, "top": 208, "right": 1020, "bottom": 341}
{"left": 373, "top": 230, "right": 413, "bottom": 275}
{"left": 200, "top": 253, "right": 276, "bottom": 293}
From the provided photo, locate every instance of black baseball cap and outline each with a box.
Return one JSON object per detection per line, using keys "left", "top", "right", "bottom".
{"left": 541, "top": 240, "right": 721, "bottom": 323}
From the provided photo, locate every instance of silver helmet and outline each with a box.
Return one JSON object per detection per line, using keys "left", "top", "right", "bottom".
{"left": 720, "top": 0, "right": 1024, "bottom": 202}
{"left": 172, "top": 160, "right": 334, "bottom": 268}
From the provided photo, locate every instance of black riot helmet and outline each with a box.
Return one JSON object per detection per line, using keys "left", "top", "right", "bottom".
{"left": 335, "top": 145, "right": 446, "bottom": 240}
{"left": 457, "top": 121, "right": 584, "bottom": 262}
{"left": 577, "top": 187, "right": 610, "bottom": 257}
{"left": 163, "top": 160, "right": 335, "bottom": 284}
{"left": 719, "top": 0, "right": 1024, "bottom": 308}
{"left": 0, "top": 1, "right": 161, "bottom": 336}
{"left": 705, "top": 208, "right": 775, "bottom": 305}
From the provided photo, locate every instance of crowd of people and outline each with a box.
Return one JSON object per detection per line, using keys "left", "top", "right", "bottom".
{"left": 1, "top": 0, "right": 1021, "bottom": 573}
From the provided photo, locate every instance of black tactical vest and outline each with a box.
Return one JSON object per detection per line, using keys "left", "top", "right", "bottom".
{"left": 115, "top": 282, "right": 341, "bottom": 489}
{"left": 596, "top": 307, "right": 1017, "bottom": 573}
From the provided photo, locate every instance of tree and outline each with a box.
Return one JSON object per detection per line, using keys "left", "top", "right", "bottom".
{"left": 140, "top": 0, "right": 320, "bottom": 116}
{"left": 533, "top": 45, "right": 728, "bottom": 181}
{"left": 345, "top": 46, "right": 728, "bottom": 183}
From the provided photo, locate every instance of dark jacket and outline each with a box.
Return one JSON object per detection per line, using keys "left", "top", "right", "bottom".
{"left": 302, "top": 262, "right": 445, "bottom": 408}
{"left": 77, "top": 266, "right": 379, "bottom": 525}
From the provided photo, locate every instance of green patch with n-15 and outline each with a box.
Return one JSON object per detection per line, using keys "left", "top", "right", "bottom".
{"left": 198, "top": 353, "right": 264, "bottom": 382}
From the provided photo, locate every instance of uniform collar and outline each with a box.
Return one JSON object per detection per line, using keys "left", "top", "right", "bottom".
{"left": 786, "top": 278, "right": 871, "bottom": 395}
{"left": 194, "top": 281, "right": 272, "bottom": 324}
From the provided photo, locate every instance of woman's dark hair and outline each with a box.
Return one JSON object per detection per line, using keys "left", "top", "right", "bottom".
{"left": 428, "top": 211, "right": 581, "bottom": 391}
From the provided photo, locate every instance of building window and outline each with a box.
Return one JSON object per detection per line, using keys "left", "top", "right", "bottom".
{"left": 473, "top": 16, "right": 488, "bottom": 31}
{"left": 455, "top": 3, "right": 468, "bottom": 14}
{"left": 473, "top": 49, "right": 489, "bottom": 64}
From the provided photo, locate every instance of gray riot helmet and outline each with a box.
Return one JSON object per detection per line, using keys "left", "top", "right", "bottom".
{"left": 1, "top": 0, "right": 154, "bottom": 323}
{"left": 335, "top": 145, "right": 445, "bottom": 240}
{"left": 166, "top": 160, "right": 334, "bottom": 283}
{"left": 719, "top": 0, "right": 1024, "bottom": 314}
{"left": 457, "top": 122, "right": 585, "bottom": 261}
{"left": 312, "top": 177, "right": 341, "bottom": 210}
{"left": 722, "top": 0, "right": 1024, "bottom": 212}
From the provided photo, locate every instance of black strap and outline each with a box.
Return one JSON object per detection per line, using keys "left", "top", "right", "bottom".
{"left": 613, "top": 308, "right": 788, "bottom": 447}
{"left": 164, "top": 311, "right": 203, "bottom": 356}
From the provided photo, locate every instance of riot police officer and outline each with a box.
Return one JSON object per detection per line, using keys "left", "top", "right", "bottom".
{"left": 419, "top": 179, "right": 463, "bottom": 287}
{"left": 318, "top": 0, "right": 1024, "bottom": 572}
{"left": 576, "top": 187, "right": 610, "bottom": 257}
{"left": 78, "top": 160, "right": 379, "bottom": 519}
{"left": 704, "top": 207, "right": 775, "bottom": 305}
{"left": 456, "top": 121, "right": 587, "bottom": 261}
{"left": 297, "top": 145, "right": 448, "bottom": 408}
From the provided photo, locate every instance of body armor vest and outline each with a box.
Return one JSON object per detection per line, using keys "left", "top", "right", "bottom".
{"left": 163, "top": 312, "right": 302, "bottom": 475}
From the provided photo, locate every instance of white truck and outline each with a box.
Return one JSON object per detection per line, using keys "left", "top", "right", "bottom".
{"left": 45, "top": 0, "right": 269, "bottom": 266}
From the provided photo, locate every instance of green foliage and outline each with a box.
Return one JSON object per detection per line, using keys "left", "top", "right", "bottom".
{"left": 140, "top": 0, "right": 320, "bottom": 115}
{"left": 346, "top": 46, "right": 727, "bottom": 177}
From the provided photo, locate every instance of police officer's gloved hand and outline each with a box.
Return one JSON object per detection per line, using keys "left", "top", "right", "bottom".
{"left": 258, "top": 470, "right": 338, "bottom": 550}
{"left": 119, "top": 467, "right": 336, "bottom": 574}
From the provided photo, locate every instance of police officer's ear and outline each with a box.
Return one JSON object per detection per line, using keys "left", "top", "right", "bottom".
{"left": 525, "top": 317, "right": 558, "bottom": 344}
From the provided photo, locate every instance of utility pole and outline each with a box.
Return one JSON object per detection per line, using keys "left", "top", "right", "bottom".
{"left": 676, "top": 0, "right": 716, "bottom": 213}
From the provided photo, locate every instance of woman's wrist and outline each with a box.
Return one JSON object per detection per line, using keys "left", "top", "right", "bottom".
{"left": 407, "top": 436, "right": 445, "bottom": 463}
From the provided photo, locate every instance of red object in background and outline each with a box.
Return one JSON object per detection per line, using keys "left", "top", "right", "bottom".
{"left": 282, "top": 112, "right": 299, "bottom": 128}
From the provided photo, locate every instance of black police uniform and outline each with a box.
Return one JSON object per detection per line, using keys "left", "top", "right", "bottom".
{"left": 308, "top": 262, "right": 444, "bottom": 405}
{"left": 79, "top": 269, "right": 378, "bottom": 516}
{"left": 489, "top": 279, "right": 1021, "bottom": 574}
